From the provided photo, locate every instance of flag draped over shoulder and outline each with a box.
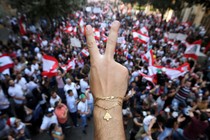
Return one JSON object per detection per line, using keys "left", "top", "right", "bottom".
{"left": 0, "top": 54, "right": 14, "bottom": 72}
{"left": 42, "top": 55, "right": 59, "bottom": 77}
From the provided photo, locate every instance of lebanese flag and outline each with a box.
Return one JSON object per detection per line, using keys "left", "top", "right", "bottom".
{"left": 94, "top": 29, "right": 100, "bottom": 40}
{"left": 81, "top": 49, "right": 89, "bottom": 57}
{"left": 0, "top": 54, "right": 14, "bottom": 72}
{"left": 78, "top": 18, "right": 85, "bottom": 34}
{"left": 42, "top": 55, "right": 59, "bottom": 77}
{"left": 79, "top": 18, "right": 84, "bottom": 27}
{"left": 184, "top": 40, "right": 202, "bottom": 60}
{"left": 141, "top": 50, "right": 155, "bottom": 65}
{"left": 73, "top": 27, "right": 77, "bottom": 36}
{"left": 139, "top": 72, "right": 155, "bottom": 85}
{"left": 148, "top": 63, "right": 190, "bottom": 79}
{"left": 140, "top": 26, "right": 149, "bottom": 36}
{"left": 132, "top": 31, "right": 149, "bottom": 44}
{"left": 19, "top": 18, "right": 26, "bottom": 36}
{"left": 64, "top": 24, "right": 73, "bottom": 33}
{"left": 61, "top": 58, "right": 76, "bottom": 71}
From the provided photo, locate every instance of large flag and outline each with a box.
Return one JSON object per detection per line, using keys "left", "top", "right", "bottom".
{"left": 184, "top": 40, "right": 202, "bottom": 60}
{"left": 141, "top": 50, "right": 155, "bottom": 65}
{"left": 0, "top": 54, "right": 14, "bottom": 72}
{"left": 148, "top": 63, "right": 190, "bottom": 80}
{"left": 132, "top": 31, "right": 149, "bottom": 44}
{"left": 42, "top": 55, "right": 59, "bottom": 77}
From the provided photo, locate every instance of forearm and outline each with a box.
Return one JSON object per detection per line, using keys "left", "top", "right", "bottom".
{"left": 94, "top": 105, "right": 125, "bottom": 140}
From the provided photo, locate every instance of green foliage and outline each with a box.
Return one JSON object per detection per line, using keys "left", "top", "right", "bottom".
{"left": 184, "top": 0, "right": 210, "bottom": 8}
{"left": 8, "top": 0, "right": 85, "bottom": 18}
{"left": 150, "top": 0, "right": 182, "bottom": 13}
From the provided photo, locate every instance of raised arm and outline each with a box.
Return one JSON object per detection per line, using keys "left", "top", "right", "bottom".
{"left": 86, "top": 21, "right": 129, "bottom": 140}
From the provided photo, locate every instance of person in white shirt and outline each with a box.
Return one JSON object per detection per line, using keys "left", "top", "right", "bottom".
{"left": 15, "top": 74, "right": 27, "bottom": 92}
{"left": 8, "top": 80, "right": 26, "bottom": 121}
{"left": 143, "top": 109, "right": 157, "bottom": 140}
{"left": 0, "top": 86, "right": 14, "bottom": 117}
{"left": 26, "top": 77, "right": 38, "bottom": 94}
{"left": 49, "top": 91, "right": 61, "bottom": 107}
{"left": 66, "top": 90, "right": 78, "bottom": 127}
{"left": 64, "top": 78, "right": 78, "bottom": 99}
{"left": 77, "top": 94, "right": 89, "bottom": 134}
{"left": 40, "top": 107, "right": 58, "bottom": 132}
{"left": 85, "top": 89, "right": 94, "bottom": 118}
{"left": 79, "top": 76, "right": 89, "bottom": 94}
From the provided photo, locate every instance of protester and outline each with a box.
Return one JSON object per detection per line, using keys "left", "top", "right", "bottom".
{"left": 66, "top": 89, "right": 79, "bottom": 127}
{"left": 77, "top": 94, "right": 89, "bottom": 134}
{"left": 40, "top": 107, "right": 58, "bottom": 132}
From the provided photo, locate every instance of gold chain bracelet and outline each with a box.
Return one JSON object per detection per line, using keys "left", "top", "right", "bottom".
{"left": 94, "top": 96, "right": 124, "bottom": 102}
{"left": 94, "top": 96, "right": 123, "bottom": 121}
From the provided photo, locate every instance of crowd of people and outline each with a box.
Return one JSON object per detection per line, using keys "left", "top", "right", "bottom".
{"left": 0, "top": 2, "right": 210, "bottom": 140}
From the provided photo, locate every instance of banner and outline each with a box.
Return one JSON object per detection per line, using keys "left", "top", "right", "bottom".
{"left": 70, "top": 37, "right": 81, "bottom": 48}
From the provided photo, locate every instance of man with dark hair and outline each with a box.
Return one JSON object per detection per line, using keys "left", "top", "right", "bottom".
{"left": 54, "top": 100, "right": 70, "bottom": 131}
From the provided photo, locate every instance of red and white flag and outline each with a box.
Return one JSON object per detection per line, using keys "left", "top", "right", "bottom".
{"left": 141, "top": 50, "right": 155, "bottom": 65}
{"left": 102, "top": 33, "right": 108, "bottom": 42}
{"left": 42, "top": 55, "right": 59, "bottom": 77}
{"left": 61, "top": 58, "right": 76, "bottom": 71}
{"left": 148, "top": 63, "right": 190, "bottom": 80}
{"left": 94, "top": 29, "right": 100, "bottom": 40}
{"left": 184, "top": 40, "right": 202, "bottom": 60}
{"left": 132, "top": 31, "right": 149, "bottom": 44}
{"left": 64, "top": 24, "right": 73, "bottom": 33}
{"left": 0, "top": 54, "right": 14, "bottom": 72}
{"left": 79, "top": 18, "right": 84, "bottom": 27}
{"left": 81, "top": 49, "right": 89, "bottom": 57}
{"left": 140, "top": 26, "right": 149, "bottom": 36}
{"left": 139, "top": 72, "right": 155, "bottom": 85}
{"left": 19, "top": 18, "right": 27, "bottom": 36}
{"left": 73, "top": 27, "right": 77, "bottom": 36}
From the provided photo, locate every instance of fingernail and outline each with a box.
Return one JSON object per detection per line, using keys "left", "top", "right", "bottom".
{"left": 86, "top": 25, "right": 92, "bottom": 31}
{"left": 112, "top": 21, "right": 120, "bottom": 27}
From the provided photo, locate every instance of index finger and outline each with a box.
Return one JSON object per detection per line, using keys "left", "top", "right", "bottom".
{"left": 86, "top": 25, "right": 100, "bottom": 59}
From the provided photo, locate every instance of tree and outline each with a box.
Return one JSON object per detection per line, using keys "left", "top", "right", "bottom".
{"left": 184, "top": 0, "right": 210, "bottom": 9}
{"left": 150, "top": 0, "right": 182, "bottom": 19}
{"left": 8, "top": 0, "right": 84, "bottom": 19}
